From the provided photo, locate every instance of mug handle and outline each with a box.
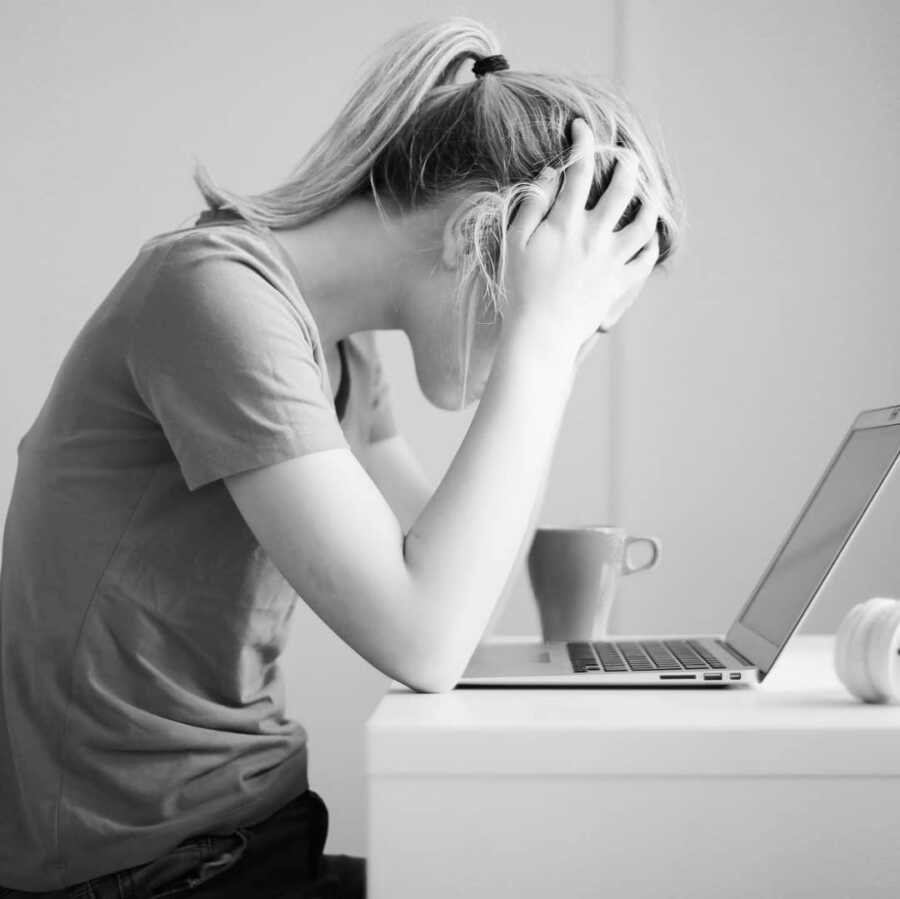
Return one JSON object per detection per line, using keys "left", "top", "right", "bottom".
{"left": 621, "top": 536, "right": 661, "bottom": 576}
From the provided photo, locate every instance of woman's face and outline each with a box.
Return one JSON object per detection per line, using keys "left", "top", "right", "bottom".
{"left": 404, "top": 266, "right": 504, "bottom": 411}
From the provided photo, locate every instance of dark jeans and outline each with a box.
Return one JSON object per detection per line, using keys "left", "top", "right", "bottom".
{"left": 0, "top": 790, "right": 365, "bottom": 898}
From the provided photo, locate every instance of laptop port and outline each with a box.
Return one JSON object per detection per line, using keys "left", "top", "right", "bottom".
{"left": 660, "top": 674, "right": 696, "bottom": 680}
{"left": 703, "top": 673, "right": 723, "bottom": 681}
{"left": 729, "top": 673, "right": 741, "bottom": 680}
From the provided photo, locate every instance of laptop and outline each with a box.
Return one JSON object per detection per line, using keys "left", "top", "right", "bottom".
{"left": 460, "top": 403, "right": 900, "bottom": 687}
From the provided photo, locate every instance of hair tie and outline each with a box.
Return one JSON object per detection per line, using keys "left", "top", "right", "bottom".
{"left": 472, "top": 54, "right": 509, "bottom": 78}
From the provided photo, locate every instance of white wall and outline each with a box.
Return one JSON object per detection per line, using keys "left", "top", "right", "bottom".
{"left": 607, "top": 0, "right": 900, "bottom": 637}
{"left": 0, "top": 0, "right": 618, "bottom": 857}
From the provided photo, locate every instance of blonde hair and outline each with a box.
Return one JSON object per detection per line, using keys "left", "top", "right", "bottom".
{"left": 191, "top": 16, "right": 685, "bottom": 410}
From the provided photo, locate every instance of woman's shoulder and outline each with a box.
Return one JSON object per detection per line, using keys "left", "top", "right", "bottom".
{"left": 143, "top": 212, "right": 280, "bottom": 270}
{"left": 139, "top": 215, "right": 319, "bottom": 331}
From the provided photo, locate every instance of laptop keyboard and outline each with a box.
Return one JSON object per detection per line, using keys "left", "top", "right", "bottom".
{"left": 567, "top": 640, "right": 728, "bottom": 673}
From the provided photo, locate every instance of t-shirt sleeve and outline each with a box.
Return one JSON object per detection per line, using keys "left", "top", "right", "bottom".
{"left": 367, "top": 337, "right": 399, "bottom": 445}
{"left": 128, "top": 238, "right": 351, "bottom": 491}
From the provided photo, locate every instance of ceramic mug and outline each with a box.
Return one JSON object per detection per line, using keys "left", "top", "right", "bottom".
{"left": 527, "top": 525, "right": 661, "bottom": 642}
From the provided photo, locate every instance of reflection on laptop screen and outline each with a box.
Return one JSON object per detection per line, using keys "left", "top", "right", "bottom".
{"left": 738, "top": 422, "right": 900, "bottom": 647}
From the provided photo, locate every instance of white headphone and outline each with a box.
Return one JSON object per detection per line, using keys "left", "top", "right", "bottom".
{"left": 833, "top": 597, "right": 900, "bottom": 704}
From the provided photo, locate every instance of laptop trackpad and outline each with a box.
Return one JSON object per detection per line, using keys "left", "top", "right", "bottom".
{"left": 463, "top": 643, "right": 570, "bottom": 678}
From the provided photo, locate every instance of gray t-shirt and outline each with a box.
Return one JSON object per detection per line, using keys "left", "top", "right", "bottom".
{"left": 0, "top": 210, "right": 398, "bottom": 890}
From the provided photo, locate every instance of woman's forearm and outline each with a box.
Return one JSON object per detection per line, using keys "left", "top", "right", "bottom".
{"left": 483, "top": 430, "right": 556, "bottom": 637}
{"left": 402, "top": 323, "right": 577, "bottom": 689}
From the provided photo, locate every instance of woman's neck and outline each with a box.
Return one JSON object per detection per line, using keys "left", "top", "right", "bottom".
{"left": 267, "top": 196, "right": 429, "bottom": 347}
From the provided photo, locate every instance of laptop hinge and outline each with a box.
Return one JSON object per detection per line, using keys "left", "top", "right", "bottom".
{"left": 716, "top": 638, "right": 754, "bottom": 668}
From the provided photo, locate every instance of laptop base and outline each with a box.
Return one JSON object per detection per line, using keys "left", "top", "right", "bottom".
{"left": 458, "top": 635, "right": 760, "bottom": 687}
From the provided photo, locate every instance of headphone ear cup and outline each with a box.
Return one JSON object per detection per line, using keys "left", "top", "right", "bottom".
{"left": 834, "top": 602, "right": 874, "bottom": 700}
{"left": 835, "top": 598, "right": 899, "bottom": 702}
{"left": 864, "top": 600, "right": 900, "bottom": 703}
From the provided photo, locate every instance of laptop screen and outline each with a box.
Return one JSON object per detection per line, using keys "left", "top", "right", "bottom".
{"left": 737, "top": 421, "right": 900, "bottom": 647}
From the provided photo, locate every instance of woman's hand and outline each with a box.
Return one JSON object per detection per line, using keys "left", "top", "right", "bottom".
{"left": 502, "top": 117, "right": 661, "bottom": 360}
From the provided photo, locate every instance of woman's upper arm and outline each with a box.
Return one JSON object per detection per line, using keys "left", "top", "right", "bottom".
{"left": 223, "top": 448, "right": 439, "bottom": 691}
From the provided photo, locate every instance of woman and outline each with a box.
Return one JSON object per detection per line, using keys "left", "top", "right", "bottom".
{"left": 0, "top": 15, "right": 683, "bottom": 899}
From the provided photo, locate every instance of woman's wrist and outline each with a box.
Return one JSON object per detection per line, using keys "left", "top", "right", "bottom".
{"left": 497, "top": 314, "right": 579, "bottom": 385}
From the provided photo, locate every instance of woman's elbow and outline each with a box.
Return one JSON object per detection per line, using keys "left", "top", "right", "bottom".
{"left": 394, "top": 649, "right": 462, "bottom": 693}
{"left": 393, "top": 637, "right": 465, "bottom": 694}
{"left": 402, "top": 669, "right": 459, "bottom": 694}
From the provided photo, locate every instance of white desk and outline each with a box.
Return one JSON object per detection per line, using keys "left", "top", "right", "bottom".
{"left": 365, "top": 635, "right": 900, "bottom": 899}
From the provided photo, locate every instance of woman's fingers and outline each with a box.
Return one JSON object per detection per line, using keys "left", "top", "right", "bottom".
{"left": 546, "top": 118, "right": 598, "bottom": 228}
{"left": 625, "top": 230, "right": 661, "bottom": 277}
{"left": 588, "top": 150, "right": 640, "bottom": 235}
{"left": 509, "top": 166, "right": 561, "bottom": 245}
{"left": 616, "top": 194, "right": 662, "bottom": 263}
